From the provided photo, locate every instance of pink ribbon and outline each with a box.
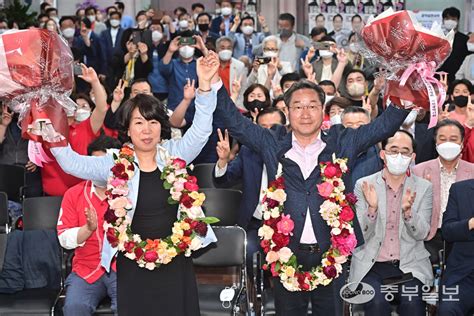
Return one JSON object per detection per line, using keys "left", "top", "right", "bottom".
{"left": 28, "top": 140, "right": 52, "bottom": 168}
{"left": 399, "top": 61, "right": 446, "bottom": 128}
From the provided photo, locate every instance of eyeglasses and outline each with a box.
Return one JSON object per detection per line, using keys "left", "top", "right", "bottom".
{"left": 384, "top": 149, "right": 413, "bottom": 158}
{"left": 288, "top": 104, "right": 322, "bottom": 112}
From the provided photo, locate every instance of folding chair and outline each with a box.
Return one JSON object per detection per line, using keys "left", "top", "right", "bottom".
{"left": 200, "top": 189, "right": 242, "bottom": 226}
{"left": 193, "top": 226, "right": 249, "bottom": 315}
{"left": 191, "top": 163, "right": 218, "bottom": 188}
{"left": 0, "top": 164, "right": 26, "bottom": 203}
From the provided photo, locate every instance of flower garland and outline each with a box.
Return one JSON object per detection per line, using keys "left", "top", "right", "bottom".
{"left": 103, "top": 145, "right": 219, "bottom": 270}
{"left": 258, "top": 155, "right": 358, "bottom": 291}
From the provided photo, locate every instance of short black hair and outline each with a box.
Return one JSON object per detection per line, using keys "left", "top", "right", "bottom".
{"left": 115, "top": 1, "right": 125, "bottom": 11}
{"left": 37, "top": 13, "right": 48, "bottom": 21}
{"left": 278, "top": 13, "right": 295, "bottom": 26}
{"left": 130, "top": 78, "right": 152, "bottom": 90}
{"left": 284, "top": 80, "right": 325, "bottom": 108}
{"left": 448, "top": 79, "right": 473, "bottom": 95}
{"left": 442, "top": 7, "right": 461, "bottom": 20}
{"left": 106, "top": 6, "right": 117, "bottom": 14}
{"left": 325, "top": 96, "right": 352, "bottom": 115}
{"left": 320, "top": 35, "right": 336, "bottom": 43}
{"left": 333, "top": 14, "right": 343, "bottom": 22}
{"left": 280, "top": 72, "right": 300, "bottom": 88}
{"left": 256, "top": 107, "right": 286, "bottom": 126}
{"left": 341, "top": 106, "right": 370, "bottom": 119}
{"left": 192, "top": 3, "right": 205, "bottom": 11}
{"left": 243, "top": 84, "right": 271, "bottom": 110}
{"left": 119, "top": 94, "right": 172, "bottom": 143}
{"left": 75, "top": 8, "right": 85, "bottom": 16}
{"left": 46, "top": 7, "right": 57, "bottom": 15}
{"left": 345, "top": 69, "right": 367, "bottom": 82}
{"left": 351, "top": 14, "right": 362, "bottom": 22}
{"left": 381, "top": 130, "right": 417, "bottom": 152}
{"left": 81, "top": 17, "right": 92, "bottom": 29}
{"left": 109, "top": 11, "right": 122, "bottom": 19}
{"left": 197, "top": 12, "right": 212, "bottom": 22}
{"left": 241, "top": 15, "right": 255, "bottom": 25}
{"left": 136, "top": 10, "right": 147, "bottom": 20}
{"left": 272, "top": 95, "right": 285, "bottom": 107}
{"left": 40, "top": 2, "right": 51, "bottom": 11}
{"left": 87, "top": 135, "right": 122, "bottom": 156}
{"left": 59, "top": 16, "right": 76, "bottom": 26}
{"left": 315, "top": 13, "right": 325, "bottom": 20}
{"left": 85, "top": 6, "right": 97, "bottom": 14}
{"left": 434, "top": 119, "right": 465, "bottom": 141}
{"left": 319, "top": 80, "right": 336, "bottom": 89}
{"left": 174, "top": 7, "right": 187, "bottom": 15}
{"left": 310, "top": 26, "right": 327, "bottom": 37}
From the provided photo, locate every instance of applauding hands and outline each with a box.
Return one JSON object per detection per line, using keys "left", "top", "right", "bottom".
{"left": 196, "top": 51, "right": 220, "bottom": 92}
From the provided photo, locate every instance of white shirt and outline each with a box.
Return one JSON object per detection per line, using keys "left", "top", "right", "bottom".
{"left": 321, "top": 63, "right": 333, "bottom": 81}
{"left": 110, "top": 27, "right": 119, "bottom": 47}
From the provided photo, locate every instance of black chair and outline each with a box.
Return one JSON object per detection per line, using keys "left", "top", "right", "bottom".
{"left": 193, "top": 226, "right": 249, "bottom": 316}
{"left": 0, "top": 164, "right": 26, "bottom": 203}
{"left": 0, "top": 192, "right": 8, "bottom": 273}
{"left": 191, "top": 163, "right": 218, "bottom": 188}
{"left": 200, "top": 189, "right": 242, "bottom": 226}
{"left": 0, "top": 196, "right": 63, "bottom": 316}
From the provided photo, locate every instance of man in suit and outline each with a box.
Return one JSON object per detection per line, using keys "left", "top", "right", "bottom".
{"left": 99, "top": 10, "right": 124, "bottom": 91}
{"left": 214, "top": 77, "right": 410, "bottom": 315}
{"left": 413, "top": 119, "right": 474, "bottom": 260}
{"left": 210, "top": 0, "right": 234, "bottom": 36}
{"left": 401, "top": 109, "right": 437, "bottom": 164}
{"left": 350, "top": 130, "right": 433, "bottom": 316}
{"left": 216, "top": 36, "right": 247, "bottom": 108}
{"left": 439, "top": 179, "right": 474, "bottom": 315}
{"left": 73, "top": 18, "right": 102, "bottom": 75}
{"left": 213, "top": 108, "right": 286, "bottom": 272}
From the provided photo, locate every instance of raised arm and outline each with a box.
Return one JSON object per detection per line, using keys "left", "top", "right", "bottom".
{"left": 78, "top": 65, "right": 108, "bottom": 134}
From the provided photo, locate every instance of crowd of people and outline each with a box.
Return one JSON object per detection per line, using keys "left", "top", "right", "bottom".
{"left": 1, "top": 1, "right": 474, "bottom": 315}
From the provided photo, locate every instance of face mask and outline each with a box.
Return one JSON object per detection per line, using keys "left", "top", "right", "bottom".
{"left": 110, "top": 19, "right": 120, "bottom": 27}
{"left": 347, "top": 82, "right": 365, "bottom": 97}
{"left": 241, "top": 25, "right": 254, "bottom": 35}
{"left": 468, "top": 42, "right": 474, "bottom": 52}
{"left": 245, "top": 99, "right": 266, "bottom": 112}
{"left": 263, "top": 51, "right": 278, "bottom": 58}
{"left": 39, "top": 22, "right": 45, "bottom": 28}
{"left": 179, "top": 45, "right": 195, "bottom": 59}
{"left": 215, "top": 8, "right": 222, "bottom": 15}
{"left": 325, "top": 95, "right": 335, "bottom": 105}
{"left": 454, "top": 95, "right": 469, "bottom": 107}
{"left": 87, "top": 15, "right": 96, "bottom": 23}
{"left": 385, "top": 153, "right": 412, "bottom": 176}
{"left": 436, "top": 142, "right": 462, "bottom": 161}
{"left": 218, "top": 49, "right": 232, "bottom": 61}
{"left": 443, "top": 19, "right": 457, "bottom": 31}
{"left": 349, "top": 43, "right": 359, "bottom": 53}
{"left": 279, "top": 28, "right": 292, "bottom": 38}
{"left": 403, "top": 109, "right": 418, "bottom": 126}
{"left": 152, "top": 30, "right": 163, "bottom": 42}
{"left": 62, "top": 27, "right": 75, "bottom": 38}
{"left": 178, "top": 20, "right": 189, "bottom": 29}
{"left": 47, "top": 25, "right": 56, "bottom": 32}
{"left": 75, "top": 108, "right": 91, "bottom": 122}
{"left": 198, "top": 23, "right": 209, "bottom": 32}
{"left": 319, "top": 50, "right": 334, "bottom": 58}
{"left": 330, "top": 114, "right": 342, "bottom": 125}
{"left": 193, "top": 13, "right": 199, "bottom": 20}
{"left": 221, "top": 7, "right": 232, "bottom": 16}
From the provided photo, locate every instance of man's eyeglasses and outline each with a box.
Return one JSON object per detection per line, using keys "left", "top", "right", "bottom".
{"left": 384, "top": 149, "right": 413, "bottom": 158}
{"left": 288, "top": 104, "right": 322, "bottom": 112}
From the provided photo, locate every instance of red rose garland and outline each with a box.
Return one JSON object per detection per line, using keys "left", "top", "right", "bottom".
{"left": 258, "top": 156, "right": 358, "bottom": 291}
{"left": 104, "top": 145, "right": 218, "bottom": 270}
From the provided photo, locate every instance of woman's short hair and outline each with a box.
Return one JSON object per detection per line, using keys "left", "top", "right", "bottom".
{"left": 243, "top": 84, "right": 271, "bottom": 110}
{"left": 262, "top": 35, "right": 282, "bottom": 50}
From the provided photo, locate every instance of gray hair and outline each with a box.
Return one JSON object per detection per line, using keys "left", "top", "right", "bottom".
{"left": 262, "top": 35, "right": 282, "bottom": 50}
{"left": 216, "top": 36, "right": 234, "bottom": 50}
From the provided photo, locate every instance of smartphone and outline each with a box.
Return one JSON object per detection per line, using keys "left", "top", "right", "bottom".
{"left": 382, "top": 272, "right": 414, "bottom": 286}
{"left": 132, "top": 31, "right": 142, "bottom": 44}
{"left": 179, "top": 37, "right": 196, "bottom": 46}
{"left": 313, "top": 41, "right": 335, "bottom": 50}
{"left": 256, "top": 56, "right": 271, "bottom": 64}
{"left": 73, "top": 63, "right": 82, "bottom": 76}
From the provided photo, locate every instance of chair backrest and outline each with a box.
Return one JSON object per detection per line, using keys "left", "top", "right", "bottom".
{"left": 193, "top": 226, "right": 246, "bottom": 267}
{"left": 22, "top": 196, "right": 63, "bottom": 231}
{"left": 0, "top": 164, "right": 25, "bottom": 202}
{"left": 191, "top": 163, "right": 216, "bottom": 188}
{"left": 200, "top": 188, "right": 242, "bottom": 226}
{"left": 0, "top": 192, "right": 8, "bottom": 228}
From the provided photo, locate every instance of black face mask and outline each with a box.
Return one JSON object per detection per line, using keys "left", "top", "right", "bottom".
{"left": 454, "top": 95, "right": 469, "bottom": 107}
{"left": 245, "top": 99, "right": 267, "bottom": 112}
{"left": 198, "top": 23, "right": 209, "bottom": 32}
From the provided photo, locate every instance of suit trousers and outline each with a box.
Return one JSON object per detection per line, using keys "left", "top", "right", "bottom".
{"left": 273, "top": 247, "right": 338, "bottom": 316}
{"left": 362, "top": 262, "right": 426, "bottom": 316}
{"left": 438, "top": 270, "right": 474, "bottom": 315}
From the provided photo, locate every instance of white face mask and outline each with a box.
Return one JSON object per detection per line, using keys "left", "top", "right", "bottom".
{"left": 263, "top": 51, "right": 278, "bottom": 58}
{"left": 347, "top": 82, "right": 365, "bottom": 97}
{"left": 330, "top": 114, "right": 342, "bottom": 125}
{"left": 218, "top": 49, "right": 232, "bottom": 61}
{"left": 62, "top": 27, "right": 75, "bottom": 39}
{"left": 75, "top": 108, "right": 91, "bottom": 122}
{"left": 152, "top": 30, "right": 163, "bottom": 42}
{"left": 436, "top": 142, "right": 461, "bottom": 161}
{"left": 221, "top": 7, "right": 232, "bottom": 16}
{"left": 193, "top": 13, "right": 199, "bottom": 20}
{"left": 52, "top": 17, "right": 60, "bottom": 24}
{"left": 349, "top": 43, "right": 359, "bottom": 53}
{"left": 110, "top": 19, "right": 120, "bottom": 27}
{"left": 87, "top": 15, "right": 96, "bottom": 23}
{"left": 467, "top": 42, "right": 474, "bottom": 52}
{"left": 385, "top": 153, "right": 412, "bottom": 176}
{"left": 319, "top": 50, "right": 334, "bottom": 58}
{"left": 178, "top": 20, "right": 189, "bottom": 29}
{"left": 443, "top": 19, "right": 457, "bottom": 31}
{"left": 325, "top": 95, "right": 335, "bottom": 105}
{"left": 241, "top": 25, "right": 254, "bottom": 35}
{"left": 179, "top": 45, "right": 195, "bottom": 59}
{"left": 403, "top": 109, "right": 418, "bottom": 126}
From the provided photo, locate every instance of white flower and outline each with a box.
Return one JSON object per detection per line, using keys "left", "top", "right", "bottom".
{"left": 258, "top": 225, "right": 274, "bottom": 240}
{"left": 145, "top": 263, "right": 155, "bottom": 270}
{"left": 188, "top": 164, "right": 194, "bottom": 171}
{"left": 166, "top": 173, "right": 176, "bottom": 183}
{"left": 277, "top": 247, "right": 293, "bottom": 263}
{"left": 331, "top": 227, "right": 341, "bottom": 235}
{"left": 263, "top": 210, "right": 271, "bottom": 220}
{"left": 268, "top": 189, "right": 287, "bottom": 203}
{"left": 133, "top": 234, "right": 142, "bottom": 243}
{"left": 125, "top": 252, "right": 136, "bottom": 260}
{"left": 270, "top": 208, "right": 280, "bottom": 218}
{"left": 185, "top": 206, "right": 203, "bottom": 219}
{"left": 189, "top": 237, "right": 202, "bottom": 251}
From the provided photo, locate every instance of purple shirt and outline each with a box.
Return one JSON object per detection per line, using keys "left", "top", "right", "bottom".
{"left": 285, "top": 133, "right": 326, "bottom": 244}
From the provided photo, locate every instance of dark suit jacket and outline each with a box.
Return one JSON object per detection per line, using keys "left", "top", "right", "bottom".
{"left": 99, "top": 27, "right": 124, "bottom": 75}
{"left": 73, "top": 32, "right": 102, "bottom": 73}
{"left": 210, "top": 15, "right": 234, "bottom": 35}
{"left": 213, "top": 146, "right": 263, "bottom": 229}
{"left": 215, "top": 86, "right": 409, "bottom": 253}
{"left": 441, "top": 179, "right": 474, "bottom": 286}
{"left": 438, "top": 31, "right": 471, "bottom": 83}
{"left": 414, "top": 123, "right": 437, "bottom": 164}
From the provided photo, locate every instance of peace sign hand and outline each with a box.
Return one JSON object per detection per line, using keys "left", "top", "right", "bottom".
{"left": 78, "top": 64, "right": 99, "bottom": 84}
{"left": 113, "top": 79, "right": 126, "bottom": 103}
{"left": 362, "top": 96, "right": 372, "bottom": 117}
{"left": 183, "top": 78, "right": 196, "bottom": 101}
{"left": 231, "top": 75, "right": 242, "bottom": 97}
{"left": 216, "top": 128, "right": 231, "bottom": 167}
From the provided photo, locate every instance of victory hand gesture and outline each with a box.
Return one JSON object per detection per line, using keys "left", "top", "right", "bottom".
{"left": 78, "top": 64, "right": 99, "bottom": 84}
{"left": 183, "top": 78, "right": 196, "bottom": 101}
{"left": 216, "top": 128, "right": 231, "bottom": 168}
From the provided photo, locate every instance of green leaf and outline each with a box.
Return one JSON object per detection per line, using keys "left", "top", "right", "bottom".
{"left": 163, "top": 181, "right": 172, "bottom": 190}
{"left": 198, "top": 217, "right": 220, "bottom": 224}
{"left": 167, "top": 196, "right": 179, "bottom": 204}
{"left": 112, "top": 153, "right": 118, "bottom": 160}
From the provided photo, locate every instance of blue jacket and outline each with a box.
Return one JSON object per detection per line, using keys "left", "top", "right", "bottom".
{"left": 210, "top": 15, "right": 234, "bottom": 36}
{"left": 215, "top": 86, "right": 409, "bottom": 253}
{"left": 213, "top": 145, "right": 263, "bottom": 229}
{"left": 99, "top": 27, "right": 124, "bottom": 76}
{"left": 441, "top": 179, "right": 474, "bottom": 286}
{"left": 228, "top": 31, "right": 269, "bottom": 59}
{"left": 349, "top": 145, "right": 383, "bottom": 191}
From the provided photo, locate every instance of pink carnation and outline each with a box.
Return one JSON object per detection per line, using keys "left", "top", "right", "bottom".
{"left": 111, "top": 178, "right": 126, "bottom": 187}
{"left": 144, "top": 250, "right": 158, "bottom": 263}
{"left": 331, "top": 232, "right": 357, "bottom": 256}
{"left": 276, "top": 214, "right": 294, "bottom": 236}
{"left": 317, "top": 182, "right": 334, "bottom": 198}
{"left": 266, "top": 251, "right": 279, "bottom": 263}
{"left": 109, "top": 196, "right": 130, "bottom": 210}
